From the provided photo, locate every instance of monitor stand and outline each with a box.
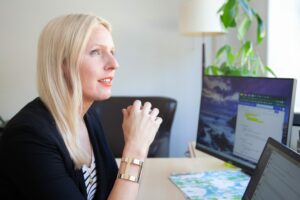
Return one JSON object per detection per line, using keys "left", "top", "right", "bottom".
{"left": 223, "top": 161, "right": 252, "bottom": 176}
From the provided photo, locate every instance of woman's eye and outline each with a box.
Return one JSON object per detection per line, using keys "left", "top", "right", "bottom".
{"left": 90, "top": 49, "right": 101, "bottom": 56}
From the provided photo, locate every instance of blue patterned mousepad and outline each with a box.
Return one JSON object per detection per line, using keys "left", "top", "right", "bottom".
{"left": 169, "top": 169, "right": 250, "bottom": 200}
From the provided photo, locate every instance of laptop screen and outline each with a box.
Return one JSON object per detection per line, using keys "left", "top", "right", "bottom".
{"left": 243, "top": 137, "right": 300, "bottom": 200}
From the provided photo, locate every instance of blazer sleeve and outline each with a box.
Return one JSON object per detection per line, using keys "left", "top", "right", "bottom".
{"left": 0, "top": 124, "right": 85, "bottom": 200}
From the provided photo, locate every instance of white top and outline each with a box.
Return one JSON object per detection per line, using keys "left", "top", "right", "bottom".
{"left": 82, "top": 152, "right": 98, "bottom": 200}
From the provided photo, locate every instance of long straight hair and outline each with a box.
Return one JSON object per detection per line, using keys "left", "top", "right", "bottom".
{"left": 37, "top": 14, "right": 111, "bottom": 169}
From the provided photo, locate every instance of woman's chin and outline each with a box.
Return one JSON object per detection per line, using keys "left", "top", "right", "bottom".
{"left": 100, "top": 95, "right": 111, "bottom": 101}
{"left": 98, "top": 92, "right": 112, "bottom": 101}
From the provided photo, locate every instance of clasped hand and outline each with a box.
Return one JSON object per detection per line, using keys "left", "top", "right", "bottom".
{"left": 122, "top": 100, "right": 163, "bottom": 159}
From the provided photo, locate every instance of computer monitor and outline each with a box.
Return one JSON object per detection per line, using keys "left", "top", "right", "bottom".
{"left": 196, "top": 75, "right": 297, "bottom": 174}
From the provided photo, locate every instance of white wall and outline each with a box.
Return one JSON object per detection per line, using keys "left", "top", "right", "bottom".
{"left": 0, "top": 0, "right": 218, "bottom": 156}
{"left": 268, "top": 0, "right": 300, "bottom": 112}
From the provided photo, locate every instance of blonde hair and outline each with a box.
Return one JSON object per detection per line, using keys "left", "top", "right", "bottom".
{"left": 37, "top": 13, "right": 111, "bottom": 169}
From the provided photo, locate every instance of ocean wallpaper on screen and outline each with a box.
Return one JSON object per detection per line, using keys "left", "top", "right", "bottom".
{"left": 196, "top": 76, "right": 294, "bottom": 158}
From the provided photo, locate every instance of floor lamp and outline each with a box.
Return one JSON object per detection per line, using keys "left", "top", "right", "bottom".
{"left": 179, "top": 0, "right": 225, "bottom": 78}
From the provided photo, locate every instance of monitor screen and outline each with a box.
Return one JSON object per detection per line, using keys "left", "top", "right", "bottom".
{"left": 196, "top": 76, "right": 297, "bottom": 174}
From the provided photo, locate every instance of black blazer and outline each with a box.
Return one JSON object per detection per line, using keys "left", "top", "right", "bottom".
{"left": 0, "top": 98, "right": 118, "bottom": 200}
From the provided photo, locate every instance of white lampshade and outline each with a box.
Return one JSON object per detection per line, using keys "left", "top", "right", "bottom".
{"left": 179, "top": 0, "right": 225, "bottom": 36}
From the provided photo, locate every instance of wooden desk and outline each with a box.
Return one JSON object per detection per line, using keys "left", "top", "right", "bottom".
{"left": 133, "top": 157, "right": 229, "bottom": 200}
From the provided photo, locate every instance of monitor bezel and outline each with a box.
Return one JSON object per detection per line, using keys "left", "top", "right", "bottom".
{"left": 196, "top": 75, "right": 297, "bottom": 175}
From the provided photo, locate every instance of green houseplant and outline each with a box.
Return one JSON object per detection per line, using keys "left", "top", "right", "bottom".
{"left": 205, "top": 0, "right": 276, "bottom": 77}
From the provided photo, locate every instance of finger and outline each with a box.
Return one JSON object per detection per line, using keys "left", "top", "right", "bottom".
{"left": 150, "top": 108, "right": 159, "bottom": 119}
{"left": 155, "top": 117, "right": 163, "bottom": 125}
{"left": 132, "top": 100, "right": 142, "bottom": 111}
{"left": 142, "top": 102, "right": 152, "bottom": 114}
{"left": 122, "top": 108, "right": 128, "bottom": 118}
{"left": 126, "top": 105, "right": 132, "bottom": 112}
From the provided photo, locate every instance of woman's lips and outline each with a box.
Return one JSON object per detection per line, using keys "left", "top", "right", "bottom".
{"left": 98, "top": 77, "right": 113, "bottom": 87}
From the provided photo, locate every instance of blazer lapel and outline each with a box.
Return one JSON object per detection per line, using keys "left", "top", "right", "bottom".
{"left": 84, "top": 114, "right": 105, "bottom": 200}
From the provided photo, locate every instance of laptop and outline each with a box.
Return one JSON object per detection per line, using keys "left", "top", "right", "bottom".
{"left": 242, "top": 137, "right": 300, "bottom": 200}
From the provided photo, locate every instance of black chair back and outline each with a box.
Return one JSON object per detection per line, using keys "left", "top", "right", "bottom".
{"left": 92, "top": 96, "right": 177, "bottom": 157}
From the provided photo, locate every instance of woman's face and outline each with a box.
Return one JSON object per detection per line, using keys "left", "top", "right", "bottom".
{"left": 79, "top": 24, "right": 119, "bottom": 106}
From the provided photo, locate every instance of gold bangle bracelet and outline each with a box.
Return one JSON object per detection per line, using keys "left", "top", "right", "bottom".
{"left": 121, "top": 157, "right": 144, "bottom": 166}
{"left": 117, "top": 173, "right": 139, "bottom": 183}
{"left": 117, "top": 157, "right": 144, "bottom": 183}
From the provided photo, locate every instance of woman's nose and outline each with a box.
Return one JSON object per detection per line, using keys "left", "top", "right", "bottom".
{"left": 105, "top": 54, "right": 119, "bottom": 71}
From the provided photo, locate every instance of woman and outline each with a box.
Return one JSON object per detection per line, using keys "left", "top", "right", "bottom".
{"left": 0, "top": 13, "right": 162, "bottom": 200}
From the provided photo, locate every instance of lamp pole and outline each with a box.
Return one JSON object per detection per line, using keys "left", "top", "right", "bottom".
{"left": 202, "top": 43, "right": 206, "bottom": 79}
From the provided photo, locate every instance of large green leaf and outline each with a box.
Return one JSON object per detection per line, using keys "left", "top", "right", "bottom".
{"left": 255, "top": 13, "right": 265, "bottom": 44}
{"left": 215, "top": 45, "right": 230, "bottom": 64}
{"left": 264, "top": 66, "right": 277, "bottom": 77}
{"left": 227, "top": 51, "right": 235, "bottom": 66}
{"left": 217, "top": 3, "right": 226, "bottom": 13}
{"left": 241, "top": 66, "right": 252, "bottom": 76}
{"left": 220, "top": 0, "right": 239, "bottom": 28}
{"left": 226, "top": 67, "right": 243, "bottom": 76}
{"left": 216, "top": 45, "right": 231, "bottom": 60}
{"left": 239, "top": 41, "right": 253, "bottom": 66}
{"left": 220, "top": 63, "right": 231, "bottom": 74}
{"left": 216, "top": 44, "right": 231, "bottom": 59}
{"left": 214, "top": 45, "right": 235, "bottom": 66}
{"left": 238, "top": 16, "right": 252, "bottom": 40}
{"left": 239, "top": 0, "right": 254, "bottom": 19}
{"left": 205, "top": 65, "right": 222, "bottom": 75}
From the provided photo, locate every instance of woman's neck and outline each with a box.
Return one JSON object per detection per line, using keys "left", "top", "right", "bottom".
{"left": 81, "top": 100, "right": 93, "bottom": 117}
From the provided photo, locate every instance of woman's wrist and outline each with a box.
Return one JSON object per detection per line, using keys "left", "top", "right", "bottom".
{"left": 118, "top": 144, "right": 147, "bottom": 184}
{"left": 122, "top": 143, "right": 148, "bottom": 161}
